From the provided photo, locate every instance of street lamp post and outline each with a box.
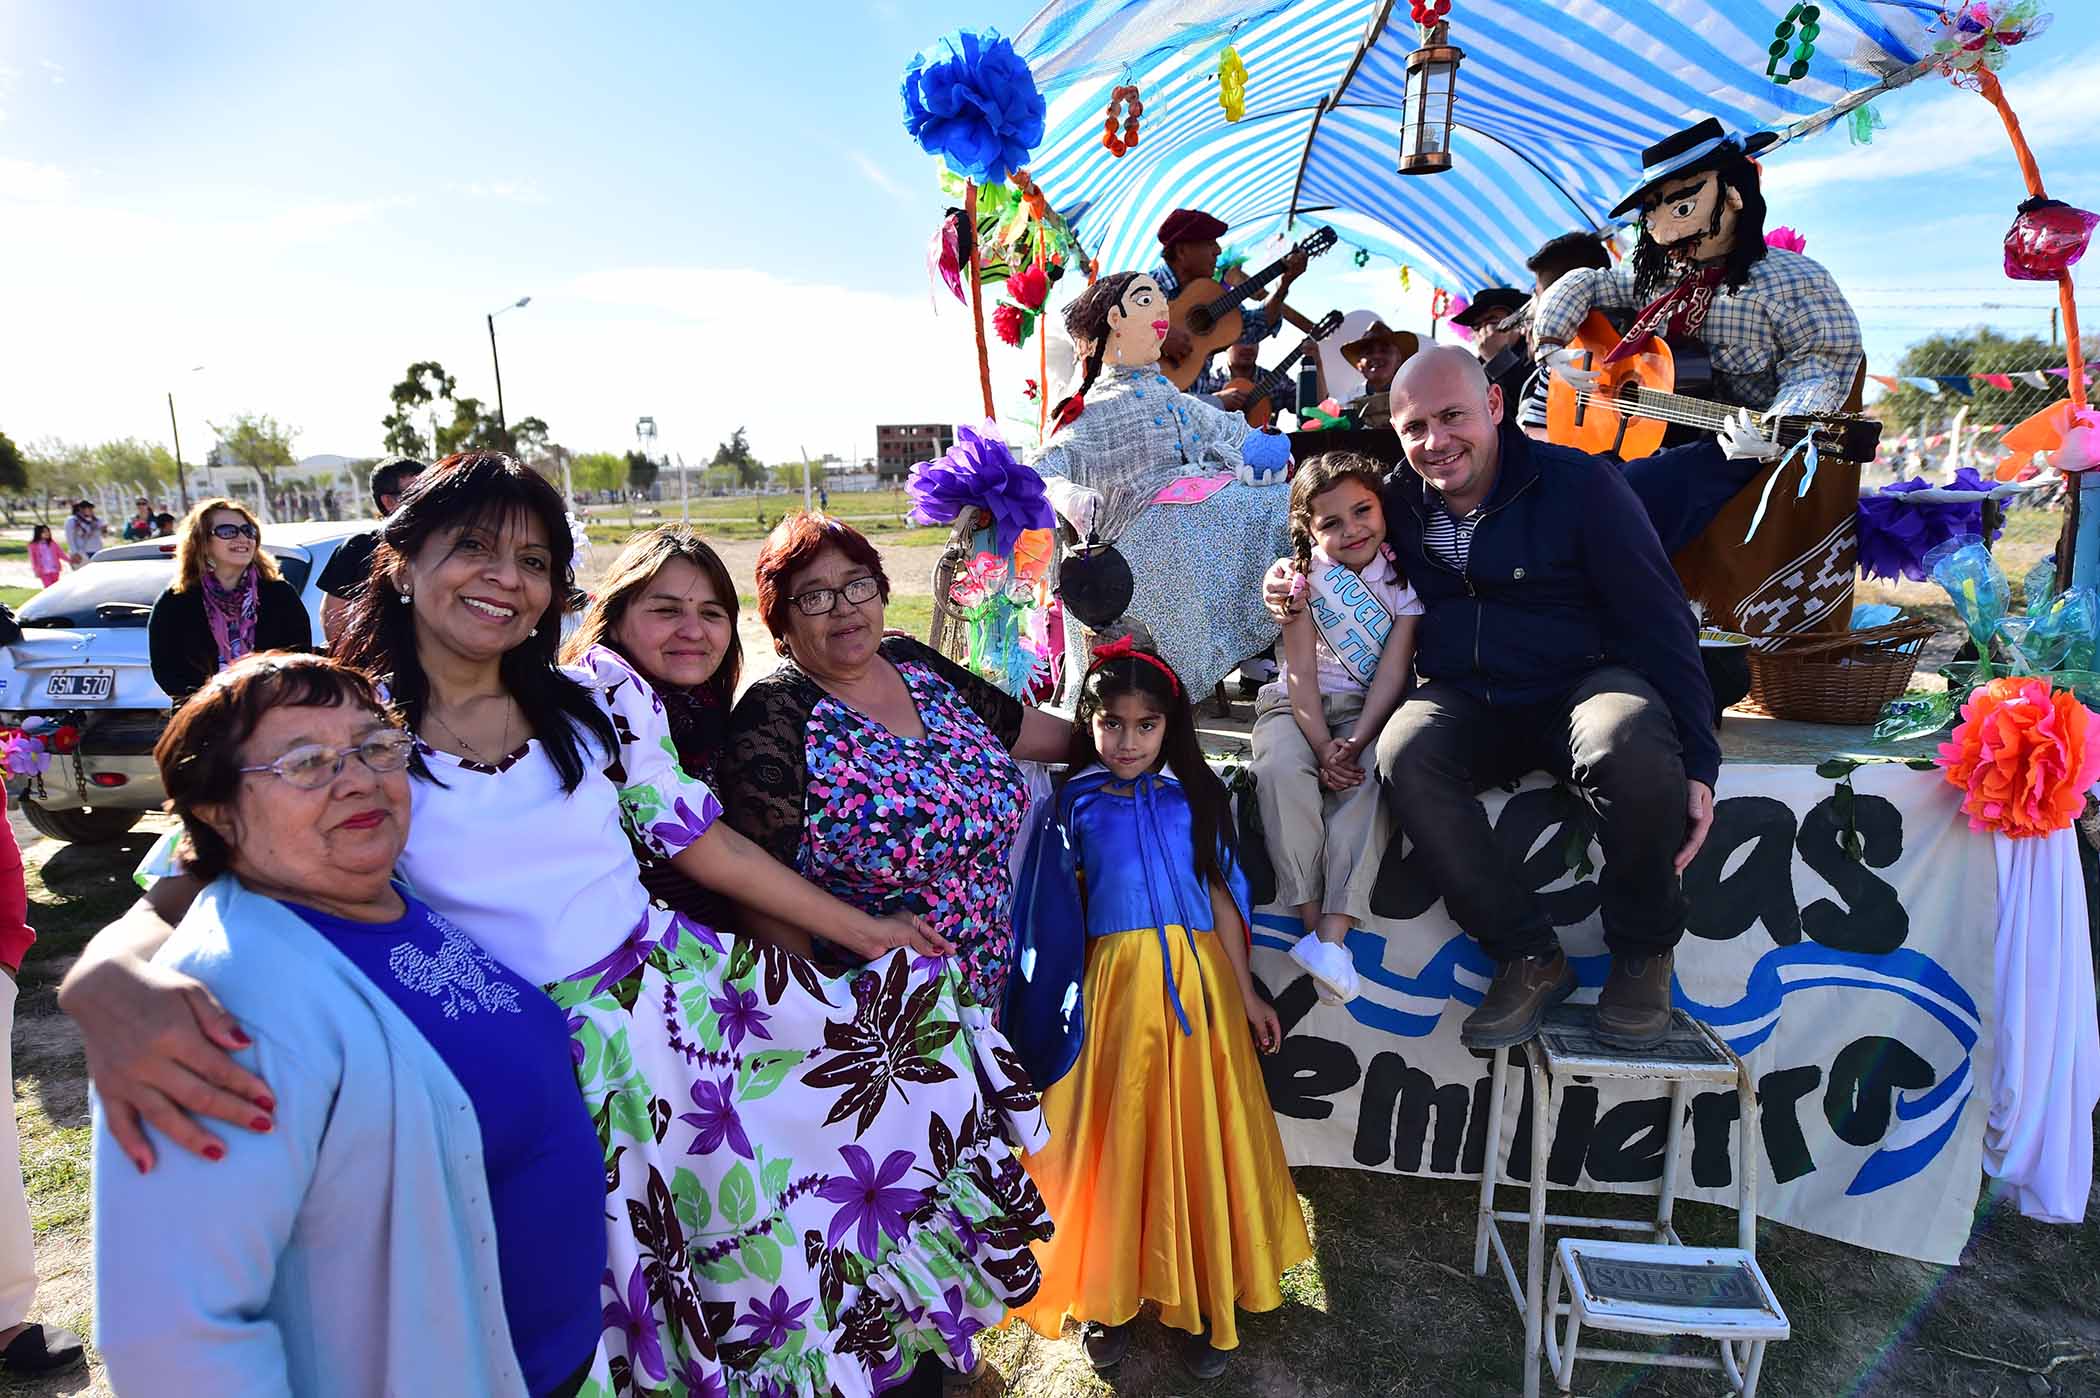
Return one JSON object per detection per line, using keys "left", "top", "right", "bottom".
{"left": 486, "top": 296, "right": 531, "bottom": 442}
{"left": 166, "top": 364, "right": 205, "bottom": 513}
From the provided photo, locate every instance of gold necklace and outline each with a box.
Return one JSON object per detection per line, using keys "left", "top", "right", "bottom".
{"left": 424, "top": 696, "right": 513, "bottom": 765}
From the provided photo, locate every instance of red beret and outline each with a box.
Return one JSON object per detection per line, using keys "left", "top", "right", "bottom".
{"left": 1156, "top": 208, "right": 1228, "bottom": 247}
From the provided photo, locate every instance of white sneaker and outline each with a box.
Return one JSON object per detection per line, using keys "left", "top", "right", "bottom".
{"left": 1289, "top": 932, "right": 1360, "bottom": 1005}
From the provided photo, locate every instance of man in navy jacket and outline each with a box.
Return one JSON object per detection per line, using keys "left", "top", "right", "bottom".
{"left": 1274, "top": 347, "right": 1718, "bottom": 1050}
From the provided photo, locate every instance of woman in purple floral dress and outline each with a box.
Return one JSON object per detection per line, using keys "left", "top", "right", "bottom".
{"left": 719, "top": 514, "right": 1074, "bottom": 1014}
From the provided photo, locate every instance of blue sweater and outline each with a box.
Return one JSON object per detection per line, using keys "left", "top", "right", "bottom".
{"left": 1380, "top": 426, "right": 1721, "bottom": 787}
{"left": 289, "top": 897, "right": 603, "bottom": 1395}
{"left": 92, "top": 879, "right": 566, "bottom": 1397}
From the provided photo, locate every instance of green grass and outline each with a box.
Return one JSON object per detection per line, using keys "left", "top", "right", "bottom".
{"left": 736, "top": 593, "right": 936, "bottom": 644}
{"left": 0, "top": 586, "right": 37, "bottom": 610}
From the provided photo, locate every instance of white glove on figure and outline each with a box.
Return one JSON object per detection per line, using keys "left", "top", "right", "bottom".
{"left": 1541, "top": 345, "right": 1602, "bottom": 394}
{"left": 1717, "top": 407, "right": 1783, "bottom": 462}
{"left": 1044, "top": 479, "right": 1105, "bottom": 537}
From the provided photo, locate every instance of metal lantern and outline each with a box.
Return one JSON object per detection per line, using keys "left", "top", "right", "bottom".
{"left": 1398, "top": 22, "right": 1464, "bottom": 176}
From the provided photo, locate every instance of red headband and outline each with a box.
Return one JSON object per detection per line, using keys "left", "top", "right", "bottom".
{"left": 1089, "top": 635, "right": 1181, "bottom": 698}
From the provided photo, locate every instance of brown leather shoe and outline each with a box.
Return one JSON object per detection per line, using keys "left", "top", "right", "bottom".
{"left": 1460, "top": 948, "right": 1576, "bottom": 1049}
{"left": 1595, "top": 952, "right": 1676, "bottom": 1050}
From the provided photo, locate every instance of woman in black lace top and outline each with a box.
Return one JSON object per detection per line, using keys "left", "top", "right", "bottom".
{"left": 563, "top": 525, "right": 741, "bottom": 929}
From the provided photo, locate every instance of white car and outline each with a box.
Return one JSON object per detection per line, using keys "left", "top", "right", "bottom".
{"left": 0, "top": 521, "right": 374, "bottom": 843}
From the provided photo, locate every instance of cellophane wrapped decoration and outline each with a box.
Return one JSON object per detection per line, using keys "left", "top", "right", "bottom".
{"left": 1929, "top": 1, "right": 2052, "bottom": 87}
{"left": 949, "top": 551, "right": 1050, "bottom": 699}
{"left": 1855, "top": 467, "right": 2003, "bottom": 582}
{"left": 906, "top": 422, "right": 1054, "bottom": 555}
{"left": 2004, "top": 197, "right": 2097, "bottom": 281}
{"left": 1938, "top": 675, "right": 2100, "bottom": 837}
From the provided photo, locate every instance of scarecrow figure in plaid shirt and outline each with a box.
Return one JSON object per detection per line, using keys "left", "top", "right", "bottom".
{"left": 1530, "top": 117, "right": 1868, "bottom": 644}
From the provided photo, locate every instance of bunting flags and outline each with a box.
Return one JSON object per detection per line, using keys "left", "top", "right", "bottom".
{"left": 2021, "top": 371, "right": 2054, "bottom": 390}
{"left": 1934, "top": 376, "right": 1974, "bottom": 396}
{"left": 1979, "top": 373, "right": 2016, "bottom": 391}
{"left": 1870, "top": 373, "right": 1900, "bottom": 392}
{"left": 1873, "top": 366, "right": 2091, "bottom": 396}
{"left": 1902, "top": 376, "right": 1942, "bottom": 394}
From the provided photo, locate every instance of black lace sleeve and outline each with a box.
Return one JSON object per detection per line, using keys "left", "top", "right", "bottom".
{"left": 718, "top": 666, "right": 822, "bottom": 870}
{"left": 882, "top": 635, "right": 1023, "bottom": 748}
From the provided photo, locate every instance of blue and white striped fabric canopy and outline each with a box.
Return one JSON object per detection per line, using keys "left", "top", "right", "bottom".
{"left": 1015, "top": 1, "right": 1939, "bottom": 292}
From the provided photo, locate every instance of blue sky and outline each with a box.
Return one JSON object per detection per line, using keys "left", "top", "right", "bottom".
{"left": 0, "top": 1, "right": 2093, "bottom": 470}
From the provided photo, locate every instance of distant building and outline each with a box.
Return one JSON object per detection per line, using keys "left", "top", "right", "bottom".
{"left": 875, "top": 423, "right": 954, "bottom": 483}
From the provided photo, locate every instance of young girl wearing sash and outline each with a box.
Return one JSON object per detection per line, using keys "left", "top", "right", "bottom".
{"left": 1253, "top": 453, "right": 1422, "bottom": 1004}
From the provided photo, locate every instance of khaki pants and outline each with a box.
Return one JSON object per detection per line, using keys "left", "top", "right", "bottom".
{"left": 1251, "top": 688, "right": 1381, "bottom": 914}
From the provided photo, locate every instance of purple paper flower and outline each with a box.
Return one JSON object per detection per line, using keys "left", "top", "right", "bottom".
{"left": 901, "top": 30, "right": 1044, "bottom": 185}
{"left": 602, "top": 1261, "right": 666, "bottom": 1383}
{"left": 708, "top": 984, "right": 774, "bottom": 1049}
{"left": 906, "top": 421, "right": 1054, "bottom": 555}
{"left": 1856, "top": 467, "right": 2004, "bottom": 583}
{"left": 817, "top": 1144, "right": 923, "bottom": 1257}
{"left": 736, "top": 1286, "right": 814, "bottom": 1350}
{"left": 650, "top": 793, "right": 722, "bottom": 851}
{"left": 680, "top": 1077, "right": 753, "bottom": 1159}
{"left": 925, "top": 1283, "right": 987, "bottom": 1357}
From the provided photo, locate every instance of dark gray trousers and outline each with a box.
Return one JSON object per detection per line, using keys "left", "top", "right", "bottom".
{"left": 1373, "top": 666, "right": 1690, "bottom": 961}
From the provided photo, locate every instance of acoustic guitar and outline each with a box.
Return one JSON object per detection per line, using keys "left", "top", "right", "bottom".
{"left": 1221, "top": 311, "right": 1345, "bottom": 428}
{"left": 1545, "top": 310, "right": 1882, "bottom": 463}
{"left": 1162, "top": 226, "right": 1338, "bottom": 391}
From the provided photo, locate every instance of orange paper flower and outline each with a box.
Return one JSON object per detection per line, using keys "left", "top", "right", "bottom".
{"left": 1937, "top": 676, "right": 2100, "bottom": 837}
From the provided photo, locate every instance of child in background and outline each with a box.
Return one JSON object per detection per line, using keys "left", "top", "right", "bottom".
{"left": 26, "top": 527, "right": 61, "bottom": 590}
{"left": 1253, "top": 452, "right": 1421, "bottom": 1004}
{"left": 1006, "top": 639, "right": 1309, "bottom": 1383}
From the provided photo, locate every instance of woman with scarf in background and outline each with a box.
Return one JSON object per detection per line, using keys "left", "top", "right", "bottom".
{"left": 147, "top": 498, "right": 312, "bottom": 703}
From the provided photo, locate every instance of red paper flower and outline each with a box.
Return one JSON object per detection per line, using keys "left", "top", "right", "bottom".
{"left": 46, "top": 724, "right": 79, "bottom": 755}
{"left": 1937, "top": 676, "right": 2100, "bottom": 838}
{"left": 992, "top": 302, "right": 1026, "bottom": 347}
{"left": 1007, "top": 264, "right": 1048, "bottom": 311}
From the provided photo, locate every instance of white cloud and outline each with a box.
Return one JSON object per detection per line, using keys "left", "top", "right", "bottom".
{"left": 0, "top": 157, "right": 71, "bottom": 201}
{"left": 848, "top": 151, "right": 909, "bottom": 201}
{"left": 457, "top": 178, "right": 547, "bottom": 205}
{"left": 38, "top": 59, "right": 64, "bottom": 85}
{"left": 1761, "top": 59, "right": 2088, "bottom": 199}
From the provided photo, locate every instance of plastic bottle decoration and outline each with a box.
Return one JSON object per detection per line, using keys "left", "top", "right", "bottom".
{"left": 900, "top": 29, "right": 1046, "bottom": 185}
{"left": 2004, "top": 197, "right": 2098, "bottom": 281}
{"left": 1408, "top": 0, "right": 1451, "bottom": 23}
{"left": 1217, "top": 46, "right": 1247, "bottom": 123}
{"left": 1010, "top": 169, "right": 1050, "bottom": 221}
{"left": 1352, "top": 246, "right": 1371, "bottom": 268}
{"left": 1103, "top": 85, "right": 1141, "bottom": 157}
{"left": 1766, "top": 4, "right": 1819, "bottom": 85}
{"left": 1929, "top": 2, "right": 2052, "bottom": 87}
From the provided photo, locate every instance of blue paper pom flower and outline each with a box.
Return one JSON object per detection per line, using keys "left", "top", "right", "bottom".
{"left": 906, "top": 421, "right": 1053, "bottom": 556}
{"left": 901, "top": 29, "right": 1045, "bottom": 186}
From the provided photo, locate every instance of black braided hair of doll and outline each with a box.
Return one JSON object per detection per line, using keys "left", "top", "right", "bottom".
{"left": 1049, "top": 270, "right": 1144, "bottom": 430}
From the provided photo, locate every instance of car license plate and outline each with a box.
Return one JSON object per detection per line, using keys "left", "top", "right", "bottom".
{"left": 45, "top": 668, "right": 113, "bottom": 701}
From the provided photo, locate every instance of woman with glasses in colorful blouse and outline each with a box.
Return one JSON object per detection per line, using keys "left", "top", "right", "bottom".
{"left": 147, "top": 498, "right": 312, "bottom": 702}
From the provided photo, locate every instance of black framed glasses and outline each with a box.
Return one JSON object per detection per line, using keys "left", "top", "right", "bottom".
{"left": 788, "top": 575, "right": 881, "bottom": 616}
{"left": 239, "top": 730, "right": 415, "bottom": 790}
{"left": 210, "top": 522, "right": 261, "bottom": 540}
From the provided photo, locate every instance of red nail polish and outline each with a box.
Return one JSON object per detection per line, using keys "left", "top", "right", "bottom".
{"left": 133, "top": 1156, "right": 148, "bottom": 1174}
{"left": 253, "top": 1095, "right": 276, "bottom": 1114}
{"left": 250, "top": 1116, "right": 272, "bottom": 1132}
{"left": 203, "top": 1143, "right": 226, "bottom": 1161}
{"left": 229, "top": 1028, "right": 253, "bottom": 1047}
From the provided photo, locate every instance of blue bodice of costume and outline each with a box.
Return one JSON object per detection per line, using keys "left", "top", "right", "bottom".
{"left": 1003, "top": 766, "right": 1252, "bottom": 1089}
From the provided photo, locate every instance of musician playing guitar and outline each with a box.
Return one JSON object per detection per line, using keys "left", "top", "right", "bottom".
{"left": 1151, "top": 207, "right": 1308, "bottom": 395}
{"left": 1529, "top": 117, "right": 1866, "bottom": 644}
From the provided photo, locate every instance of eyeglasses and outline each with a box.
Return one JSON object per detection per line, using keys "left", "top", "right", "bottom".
{"left": 211, "top": 522, "right": 261, "bottom": 540}
{"left": 238, "top": 729, "right": 416, "bottom": 790}
{"left": 787, "top": 575, "right": 881, "bottom": 616}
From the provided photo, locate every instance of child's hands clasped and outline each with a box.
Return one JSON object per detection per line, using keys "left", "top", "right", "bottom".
{"left": 1243, "top": 987, "right": 1282, "bottom": 1054}
{"left": 1317, "top": 736, "right": 1364, "bottom": 791}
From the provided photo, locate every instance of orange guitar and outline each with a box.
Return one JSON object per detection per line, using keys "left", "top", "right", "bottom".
{"left": 1161, "top": 226, "right": 1337, "bottom": 391}
{"left": 1545, "top": 310, "right": 1881, "bottom": 462}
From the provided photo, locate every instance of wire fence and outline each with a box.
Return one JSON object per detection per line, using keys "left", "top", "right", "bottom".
{"left": 1860, "top": 319, "right": 2090, "bottom": 493}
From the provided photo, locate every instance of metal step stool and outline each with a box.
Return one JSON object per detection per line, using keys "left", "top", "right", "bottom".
{"left": 1547, "top": 1237, "right": 1788, "bottom": 1395}
{"left": 1473, "top": 1004, "right": 1783, "bottom": 1396}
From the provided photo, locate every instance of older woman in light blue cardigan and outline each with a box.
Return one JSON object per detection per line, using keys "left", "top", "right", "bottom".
{"left": 91, "top": 654, "right": 605, "bottom": 1397}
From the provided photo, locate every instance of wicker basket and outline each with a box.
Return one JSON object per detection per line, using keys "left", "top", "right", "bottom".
{"left": 1739, "top": 616, "right": 1938, "bottom": 725}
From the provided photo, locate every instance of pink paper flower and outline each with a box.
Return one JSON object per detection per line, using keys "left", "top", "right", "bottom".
{"left": 1765, "top": 226, "right": 1808, "bottom": 253}
{"left": 1937, "top": 676, "right": 2100, "bottom": 838}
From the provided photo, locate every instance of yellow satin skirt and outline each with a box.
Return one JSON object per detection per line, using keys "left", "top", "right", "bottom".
{"left": 1014, "top": 925, "right": 1312, "bottom": 1350}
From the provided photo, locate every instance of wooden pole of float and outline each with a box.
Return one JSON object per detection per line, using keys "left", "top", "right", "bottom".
{"left": 1975, "top": 66, "right": 2090, "bottom": 587}
{"left": 965, "top": 181, "right": 996, "bottom": 420}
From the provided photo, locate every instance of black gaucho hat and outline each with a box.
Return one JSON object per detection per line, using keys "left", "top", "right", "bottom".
{"left": 1612, "top": 117, "right": 1781, "bottom": 219}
